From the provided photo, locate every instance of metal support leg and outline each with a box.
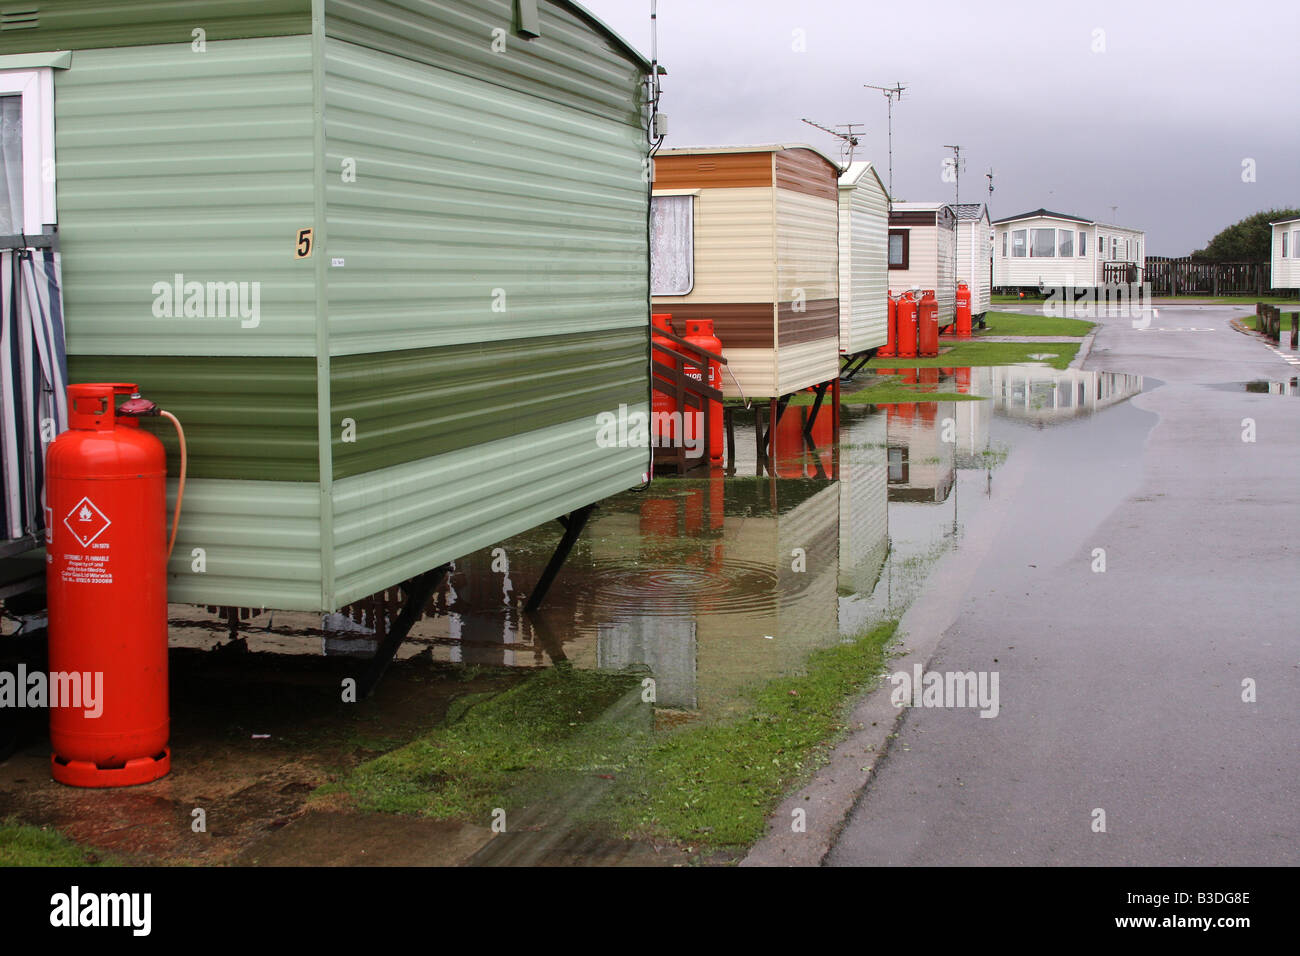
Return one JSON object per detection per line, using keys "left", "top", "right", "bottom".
{"left": 359, "top": 563, "right": 450, "bottom": 698}
{"left": 524, "top": 504, "right": 597, "bottom": 613}
{"left": 724, "top": 404, "right": 737, "bottom": 475}
{"left": 803, "top": 381, "right": 829, "bottom": 437}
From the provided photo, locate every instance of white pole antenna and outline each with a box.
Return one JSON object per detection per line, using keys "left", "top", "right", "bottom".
{"left": 865, "top": 82, "right": 906, "bottom": 205}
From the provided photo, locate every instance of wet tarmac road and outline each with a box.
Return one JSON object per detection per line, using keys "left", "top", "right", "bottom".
{"left": 828, "top": 305, "right": 1300, "bottom": 865}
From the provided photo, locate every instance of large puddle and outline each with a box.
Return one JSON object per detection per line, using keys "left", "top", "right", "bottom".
{"left": 161, "top": 364, "right": 1146, "bottom": 721}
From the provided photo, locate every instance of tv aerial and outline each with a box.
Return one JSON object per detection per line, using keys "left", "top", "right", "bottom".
{"left": 801, "top": 117, "right": 865, "bottom": 165}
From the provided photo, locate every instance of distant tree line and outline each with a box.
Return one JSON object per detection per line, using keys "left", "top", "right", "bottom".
{"left": 1190, "top": 208, "right": 1300, "bottom": 261}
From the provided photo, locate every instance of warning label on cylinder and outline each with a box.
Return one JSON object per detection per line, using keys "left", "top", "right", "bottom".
{"left": 63, "top": 496, "right": 112, "bottom": 548}
{"left": 60, "top": 552, "right": 113, "bottom": 586}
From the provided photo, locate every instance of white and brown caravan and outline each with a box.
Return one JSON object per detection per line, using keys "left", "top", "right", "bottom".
{"left": 888, "top": 202, "right": 957, "bottom": 327}
{"left": 838, "top": 161, "right": 890, "bottom": 361}
{"left": 650, "top": 144, "right": 841, "bottom": 401}
{"left": 954, "top": 203, "right": 993, "bottom": 320}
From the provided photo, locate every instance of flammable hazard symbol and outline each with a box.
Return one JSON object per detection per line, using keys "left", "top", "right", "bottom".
{"left": 63, "top": 496, "right": 112, "bottom": 548}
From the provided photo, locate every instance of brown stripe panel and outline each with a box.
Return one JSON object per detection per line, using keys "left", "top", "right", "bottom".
{"left": 777, "top": 298, "right": 838, "bottom": 345}
{"left": 653, "top": 151, "right": 774, "bottom": 190}
{"left": 775, "top": 148, "right": 839, "bottom": 201}
{"left": 649, "top": 302, "right": 775, "bottom": 348}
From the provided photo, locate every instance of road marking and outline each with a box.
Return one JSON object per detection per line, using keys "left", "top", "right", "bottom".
{"left": 1133, "top": 327, "right": 1216, "bottom": 332}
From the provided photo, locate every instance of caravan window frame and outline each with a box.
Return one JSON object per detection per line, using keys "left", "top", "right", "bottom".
{"left": 649, "top": 193, "right": 695, "bottom": 296}
{"left": 888, "top": 229, "right": 910, "bottom": 270}
{"left": 0, "top": 67, "right": 56, "bottom": 236}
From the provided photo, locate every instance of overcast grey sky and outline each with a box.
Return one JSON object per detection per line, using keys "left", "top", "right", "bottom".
{"left": 586, "top": 0, "right": 1300, "bottom": 255}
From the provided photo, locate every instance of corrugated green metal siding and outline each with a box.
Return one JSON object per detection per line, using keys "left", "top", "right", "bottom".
{"left": 0, "top": 0, "right": 310, "bottom": 53}
{"left": 162, "top": 478, "right": 323, "bottom": 610}
{"left": 66, "top": 355, "right": 318, "bottom": 481}
{"left": 331, "top": 328, "right": 645, "bottom": 479}
{"left": 324, "top": 0, "right": 646, "bottom": 127}
{"left": 54, "top": 37, "right": 318, "bottom": 357}
{"left": 321, "top": 31, "right": 651, "bottom": 611}
{"left": 330, "top": 408, "right": 648, "bottom": 608}
{"left": 322, "top": 37, "right": 648, "bottom": 356}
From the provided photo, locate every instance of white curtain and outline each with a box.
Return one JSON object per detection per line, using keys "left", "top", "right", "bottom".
{"left": 0, "top": 95, "right": 23, "bottom": 235}
{"left": 650, "top": 195, "right": 693, "bottom": 296}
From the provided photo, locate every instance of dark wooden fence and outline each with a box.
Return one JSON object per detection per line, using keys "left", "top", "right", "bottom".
{"left": 1143, "top": 258, "right": 1296, "bottom": 297}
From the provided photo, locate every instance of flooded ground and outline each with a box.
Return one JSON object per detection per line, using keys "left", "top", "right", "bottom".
{"left": 0, "top": 362, "right": 1149, "bottom": 865}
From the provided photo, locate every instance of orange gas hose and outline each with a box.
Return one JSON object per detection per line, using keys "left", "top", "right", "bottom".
{"left": 160, "top": 410, "right": 186, "bottom": 562}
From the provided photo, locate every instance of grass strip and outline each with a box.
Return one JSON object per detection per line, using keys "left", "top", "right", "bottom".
{"left": 606, "top": 621, "right": 898, "bottom": 848}
{"left": 0, "top": 818, "right": 116, "bottom": 867}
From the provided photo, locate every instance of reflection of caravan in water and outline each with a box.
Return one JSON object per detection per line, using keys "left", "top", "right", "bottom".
{"left": 837, "top": 406, "right": 889, "bottom": 598}
{"left": 979, "top": 368, "right": 1143, "bottom": 422}
{"left": 577, "top": 478, "right": 842, "bottom": 714}
{"left": 885, "top": 402, "right": 956, "bottom": 503}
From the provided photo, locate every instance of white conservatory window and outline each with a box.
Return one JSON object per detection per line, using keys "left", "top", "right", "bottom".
{"left": 650, "top": 195, "right": 694, "bottom": 296}
{"left": 0, "top": 68, "right": 56, "bottom": 236}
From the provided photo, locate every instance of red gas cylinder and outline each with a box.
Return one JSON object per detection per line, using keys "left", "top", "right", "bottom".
{"left": 651, "top": 313, "right": 685, "bottom": 445}
{"left": 895, "top": 291, "right": 918, "bottom": 358}
{"left": 917, "top": 290, "right": 939, "bottom": 357}
{"left": 682, "top": 318, "right": 724, "bottom": 462}
{"left": 955, "top": 282, "right": 972, "bottom": 338}
{"left": 45, "top": 383, "right": 170, "bottom": 787}
{"left": 879, "top": 293, "right": 898, "bottom": 357}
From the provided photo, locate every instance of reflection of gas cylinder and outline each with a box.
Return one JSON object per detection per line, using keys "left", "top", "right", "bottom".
{"left": 774, "top": 409, "right": 805, "bottom": 477}
{"left": 879, "top": 293, "right": 898, "bottom": 357}
{"left": 917, "top": 290, "right": 939, "bottom": 357}
{"left": 955, "top": 282, "right": 972, "bottom": 338}
{"left": 683, "top": 319, "right": 724, "bottom": 462}
{"left": 917, "top": 401, "right": 938, "bottom": 425}
{"left": 46, "top": 383, "right": 170, "bottom": 787}
{"left": 651, "top": 313, "right": 684, "bottom": 443}
{"left": 895, "top": 291, "right": 918, "bottom": 357}
{"left": 919, "top": 367, "right": 940, "bottom": 388}
{"left": 639, "top": 494, "right": 679, "bottom": 538}
{"left": 808, "top": 403, "right": 836, "bottom": 474}
{"left": 955, "top": 367, "right": 971, "bottom": 393}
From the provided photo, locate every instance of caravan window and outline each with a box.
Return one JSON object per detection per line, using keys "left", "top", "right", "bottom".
{"left": 1286, "top": 231, "right": 1291, "bottom": 258}
{"left": 1058, "top": 230, "right": 1073, "bottom": 257}
{"left": 1001, "top": 231, "right": 1007, "bottom": 257}
{"left": 1293, "top": 230, "right": 1299, "bottom": 257}
{"left": 1078, "top": 231, "right": 1086, "bottom": 257}
{"left": 888, "top": 229, "right": 909, "bottom": 269}
{"left": 1030, "top": 228, "right": 1055, "bottom": 257}
{"left": 650, "top": 195, "right": 694, "bottom": 296}
{"left": 1111, "top": 237, "right": 1119, "bottom": 260}
{"left": 0, "top": 69, "right": 55, "bottom": 237}
{"left": 1011, "top": 229, "right": 1027, "bottom": 257}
